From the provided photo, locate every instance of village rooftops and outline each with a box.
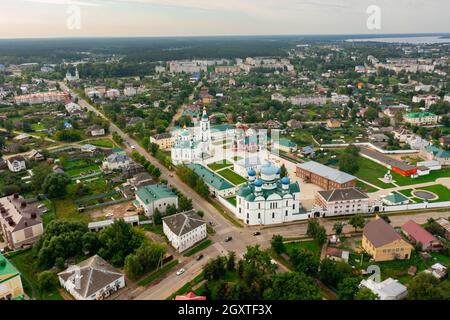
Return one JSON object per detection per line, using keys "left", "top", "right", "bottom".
{"left": 0, "top": 195, "right": 42, "bottom": 232}
{"left": 402, "top": 220, "right": 438, "bottom": 245}
{"left": 162, "top": 210, "right": 205, "bottom": 237}
{"left": 135, "top": 184, "right": 177, "bottom": 205}
{"left": 363, "top": 218, "right": 402, "bottom": 248}
{"left": 296, "top": 161, "right": 356, "bottom": 184}
{"left": 0, "top": 253, "right": 20, "bottom": 284}
{"left": 317, "top": 187, "right": 368, "bottom": 202}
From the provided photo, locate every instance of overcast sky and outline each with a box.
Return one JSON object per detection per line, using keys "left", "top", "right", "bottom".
{"left": 0, "top": 0, "right": 449, "bottom": 38}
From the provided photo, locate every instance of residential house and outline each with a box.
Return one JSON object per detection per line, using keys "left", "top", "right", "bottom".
{"left": 286, "top": 119, "right": 302, "bottom": 129}
{"left": 435, "top": 218, "right": 450, "bottom": 240}
{"left": 150, "top": 132, "right": 174, "bottom": 150}
{"left": 313, "top": 187, "right": 370, "bottom": 217}
{"left": 326, "top": 119, "right": 342, "bottom": 129}
{"left": 0, "top": 194, "right": 44, "bottom": 249}
{"left": 296, "top": 161, "right": 357, "bottom": 190}
{"left": 85, "top": 125, "right": 105, "bottom": 137}
{"left": 102, "top": 150, "right": 131, "bottom": 172}
{"left": 326, "top": 247, "right": 349, "bottom": 263}
{"left": 0, "top": 253, "right": 25, "bottom": 300}
{"left": 359, "top": 278, "right": 408, "bottom": 300}
{"left": 362, "top": 217, "right": 413, "bottom": 262}
{"left": 58, "top": 255, "right": 125, "bottom": 300}
{"left": 127, "top": 172, "right": 154, "bottom": 190}
{"left": 401, "top": 220, "right": 442, "bottom": 252}
{"left": 65, "top": 102, "right": 82, "bottom": 114}
{"left": 162, "top": 210, "right": 207, "bottom": 253}
{"left": 439, "top": 135, "right": 450, "bottom": 148}
{"left": 6, "top": 156, "right": 26, "bottom": 172}
{"left": 300, "top": 146, "right": 315, "bottom": 157}
{"left": 425, "top": 263, "right": 447, "bottom": 280}
{"left": 27, "top": 149, "right": 45, "bottom": 161}
{"left": 135, "top": 184, "right": 178, "bottom": 217}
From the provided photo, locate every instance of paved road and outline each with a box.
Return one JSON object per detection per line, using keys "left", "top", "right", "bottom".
{"left": 60, "top": 82, "right": 263, "bottom": 299}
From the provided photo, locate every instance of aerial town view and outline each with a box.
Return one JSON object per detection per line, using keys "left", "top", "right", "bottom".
{"left": 0, "top": 0, "right": 449, "bottom": 310}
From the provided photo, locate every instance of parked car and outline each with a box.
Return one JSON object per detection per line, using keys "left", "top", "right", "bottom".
{"left": 253, "top": 231, "right": 261, "bottom": 236}
{"left": 224, "top": 236, "right": 233, "bottom": 242}
{"left": 176, "top": 268, "right": 185, "bottom": 276}
{"left": 195, "top": 254, "right": 204, "bottom": 261}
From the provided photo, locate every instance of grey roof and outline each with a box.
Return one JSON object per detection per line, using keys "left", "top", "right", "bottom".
{"left": 106, "top": 152, "right": 130, "bottom": 164}
{"left": 359, "top": 147, "right": 415, "bottom": 171}
{"left": 58, "top": 255, "right": 123, "bottom": 299}
{"left": 296, "top": 161, "right": 356, "bottom": 184}
{"left": 162, "top": 210, "right": 205, "bottom": 237}
{"left": 318, "top": 188, "right": 369, "bottom": 202}
{"left": 363, "top": 218, "right": 403, "bottom": 248}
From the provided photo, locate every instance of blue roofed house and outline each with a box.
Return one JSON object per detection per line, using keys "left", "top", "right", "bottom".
{"left": 187, "top": 163, "right": 236, "bottom": 198}
{"left": 135, "top": 184, "right": 179, "bottom": 217}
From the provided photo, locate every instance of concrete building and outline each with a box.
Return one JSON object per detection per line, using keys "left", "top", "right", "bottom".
{"left": 313, "top": 188, "right": 370, "bottom": 217}
{"left": 401, "top": 220, "right": 442, "bottom": 252}
{"left": 236, "top": 161, "right": 302, "bottom": 225}
{"left": 296, "top": 161, "right": 357, "bottom": 190}
{"left": 404, "top": 112, "right": 439, "bottom": 125}
{"left": 150, "top": 132, "right": 174, "bottom": 150}
{"left": 162, "top": 210, "right": 207, "bottom": 253}
{"left": 362, "top": 217, "right": 413, "bottom": 262}
{"left": 135, "top": 184, "right": 178, "bottom": 217}
{"left": 0, "top": 195, "right": 44, "bottom": 249}
{"left": 14, "top": 92, "right": 69, "bottom": 105}
{"left": 359, "top": 278, "right": 408, "bottom": 300}
{"left": 0, "top": 253, "right": 25, "bottom": 300}
{"left": 58, "top": 255, "right": 125, "bottom": 300}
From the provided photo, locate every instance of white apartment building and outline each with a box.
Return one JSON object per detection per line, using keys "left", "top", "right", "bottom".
{"left": 312, "top": 188, "right": 370, "bottom": 217}
{"left": 15, "top": 92, "right": 69, "bottom": 105}
{"left": 162, "top": 210, "right": 207, "bottom": 253}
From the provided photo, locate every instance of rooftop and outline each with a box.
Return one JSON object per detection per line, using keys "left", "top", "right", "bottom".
{"left": 162, "top": 210, "right": 205, "bottom": 237}
{"left": 363, "top": 218, "right": 404, "bottom": 248}
{"left": 297, "top": 161, "right": 356, "bottom": 184}
{"left": 318, "top": 188, "right": 369, "bottom": 202}
{"left": 0, "top": 253, "right": 20, "bottom": 284}
{"left": 187, "top": 163, "right": 234, "bottom": 190}
{"left": 135, "top": 184, "right": 177, "bottom": 205}
{"left": 402, "top": 220, "right": 438, "bottom": 245}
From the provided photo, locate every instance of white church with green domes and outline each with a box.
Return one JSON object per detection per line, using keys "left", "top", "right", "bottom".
{"left": 236, "top": 160, "right": 303, "bottom": 225}
{"left": 171, "top": 107, "right": 211, "bottom": 165}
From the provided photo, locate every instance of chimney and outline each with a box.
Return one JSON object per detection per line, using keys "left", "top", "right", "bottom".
{"left": 21, "top": 201, "right": 27, "bottom": 208}
{"left": 13, "top": 193, "right": 19, "bottom": 199}
{"left": 31, "top": 213, "right": 37, "bottom": 219}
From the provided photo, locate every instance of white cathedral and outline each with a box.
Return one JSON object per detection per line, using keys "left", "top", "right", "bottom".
{"left": 171, "top": 107, "right": 211, "bottom": 165}
{"left": 236, "top": 161, "right": 303, "bottom": 225}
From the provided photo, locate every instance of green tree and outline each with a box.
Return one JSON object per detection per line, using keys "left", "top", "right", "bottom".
{"left": 289, "top": 248, "right": 319, "bottom": 277}
{"left": 271, "top": 235, "right": 285, "bottom": 254}
{"left": 337, "top": 276, "right": 361, "bottom": 300}
{"left": 348, "top": 214, "right": 366, "bottom": 232}
{"left": 280, "top": 164, "right": 288, "bottom": 178}
{"left": 355, "top": 287, "right": 379, "bottom": 300}
{"left": 42, "top": 173, "right": 71, "bottom": 198}
{"left": 124, "top": 242, "right": 167, "bottom": 280}
{"left": 333, "top": 222, "right": 344, "bottom": 236}
{"left": 339, "top": 153, "right": 359, "bottom": 174}
{"left": 227, "top": 251, "right": 236, "bottom": 271}
{"left": 263, "top": 272, "right": 322, "bottom": 300}
{"left": 31, "top": 163, "right": 52, "bottom": 192}
{"left": 408, "top": 273, "right": 449, "bottom": 300}
{"left": 37, "top": 271, "right": 59, "bottom": 295}
{"left": 98, "top": 219, "right": 146, "bottom": 267}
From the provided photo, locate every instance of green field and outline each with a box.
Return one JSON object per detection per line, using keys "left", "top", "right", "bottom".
{"left": 84, "top": 138, "right": 115, "bottom": 148}
{"left": 353, "top": 156, "right": 395, "bottom": 189}
{"left": 217, "top": 168, "right": 247, "bottom": 185}
{"left": 226, "top": 196, "right": 237, "bottom": 206}
{"left": 285, "top": 240, "right": 321, "bottom": 257}
{"left": 183, "top": 239, "right": 212, "bottom": 257}
{"left": 31, "top": 123, "right": 46, "bottom": 131}
{"left": 207, "top": 160, "right": 233, "bottom": 171}
{"left": 393, "top": 168, "right": 450, "bottom": 187}
{"left": 356, "top": 180, "right": 378, "bottom": 193}
{"left": 417, "top": 185, "right": 450, "bottom": 202}
{"left": 8, "top": 249, "right": 63, "bottom": 300}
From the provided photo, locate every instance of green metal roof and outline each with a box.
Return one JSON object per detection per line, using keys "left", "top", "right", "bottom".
{"left": 277, "top": 138, "right": 297, "bottom": 148}
{"left": 426, "top": 145, "right": 450, "bottom": 158}
{"left": 187, "top": 163, "right": 234, "bottom": 190}
{"left": 135, "top": 184, "right": 177, "bottom": 205}
{"left": 237, "top": 181, "right": 300, "bottom": 202}
{"left": 405, "top": 112, "right": 437, "bottom": 119}
{"left": 0, "top": 253, "right": 20, "bottom": 284}
{"left": 383, "top": 193, "right": 409, "bottom": 204}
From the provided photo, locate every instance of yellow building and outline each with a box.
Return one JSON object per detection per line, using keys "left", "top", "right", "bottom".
{"left": 362, "top": 217, "right": 413, "bottom": 262}
{"left": 150, "top": 133, "right": 174, "bottom": 150}
{"left": 0, "top": 253, "right": 25, "bottom": 300}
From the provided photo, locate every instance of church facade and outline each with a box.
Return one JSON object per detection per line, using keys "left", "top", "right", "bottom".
{"left": 171, "top": 107, "right": 211, "bottom": 165}
{"left": 236, "top": 161, "right": 302, "bottom": 225}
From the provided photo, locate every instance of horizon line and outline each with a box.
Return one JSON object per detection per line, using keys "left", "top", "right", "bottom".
{"left": 1, "top": 32, "right": 450, "bottom": 41}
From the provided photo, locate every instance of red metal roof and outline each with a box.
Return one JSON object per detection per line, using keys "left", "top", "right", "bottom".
{"left": 402, "top": 220, "right": 438, "bottom": 244}
{"left": 175, "top": 291, "right": 206, "bottom": 300}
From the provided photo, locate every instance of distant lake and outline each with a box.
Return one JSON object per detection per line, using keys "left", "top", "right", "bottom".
{"left": 346, "top": 36, "right": 450, "bottom": 44}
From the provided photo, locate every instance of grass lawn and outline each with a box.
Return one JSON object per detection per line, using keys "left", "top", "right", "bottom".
{"left": 84, "top": 138, "right": 115, "bottom": 148}
{"left": 398, "top": 189, "right": 413, "bottom": 197}
{"left": 138, "top": 260, "right": 179, "bottom": 287}
{"left": 356, "top": 180, "right": 378, "bottom": 193}
{"left": 217, "top": 168, "right": 247, "bottom": 185}
{"left": 394, "top": 168, "right": 450, "bottom": 187}
{"left": 65, "top": 164, "right": 101, "bottom": 178}
{"left": 183, "top": 239, "right": 212, "bottom": 257}
{"left": 195, "top": 271, "right": 240, "bottom": 299}
{"left": 8, "top": 249, "right": 63, "bottom": 300}
{"left": 31, "top": 123, "right": 46, "bottom": 131}
{"left": 353, "top": 156, "right": 394, "bottom": 189}
{"left": 166, "top": 273, "right": 205, "bottom": 300}
{"left": 417, "top": 184, "right": 450, "bottom": 202}
{"left": 285, "top": 240, "right": 321, "bottom": 257}
{"left": 51, "top": 197, "right": 91, "bottom": 223}
{"left": 207, "top": 160, "right": 233, "bottom": 171}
